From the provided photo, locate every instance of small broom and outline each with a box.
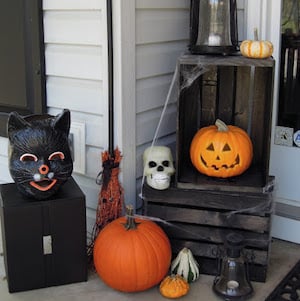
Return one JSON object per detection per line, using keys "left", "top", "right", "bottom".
{"left": 87, "top": 0, "right": 124, "bottom": 261}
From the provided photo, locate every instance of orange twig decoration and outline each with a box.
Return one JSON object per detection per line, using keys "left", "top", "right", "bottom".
{"left": 88, "top": 147, "right": 124, "bottom": 260}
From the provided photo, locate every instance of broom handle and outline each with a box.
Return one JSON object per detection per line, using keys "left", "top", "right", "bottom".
{"left": 107, "top": 0, "right": 114, "bottom": 157}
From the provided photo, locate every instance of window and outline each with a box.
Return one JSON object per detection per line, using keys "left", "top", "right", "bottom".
{"left": 278, "top": 0, "right": 300, "bottom": 130}
{"left": 0, "top": 0, "right": 46, "bottom": 137}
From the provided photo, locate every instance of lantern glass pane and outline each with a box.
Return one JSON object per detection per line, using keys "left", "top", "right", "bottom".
{"left": 196, "top": 0, "right": 232, "bottom": 47}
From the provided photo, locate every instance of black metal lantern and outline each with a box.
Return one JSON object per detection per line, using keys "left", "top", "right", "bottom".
{"left": 190, "top": 0, "right": 238, "bottom": 55}
{"left": 213, "top": 233, "right": 253, "bottom": 300}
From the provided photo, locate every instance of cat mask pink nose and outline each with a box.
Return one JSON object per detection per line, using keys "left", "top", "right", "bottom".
{"left": 39, "top": 164, "right": 49, "bottom": 175}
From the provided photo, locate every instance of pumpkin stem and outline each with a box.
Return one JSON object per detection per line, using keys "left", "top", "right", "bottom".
{"left": 123, "top": 205, "right": 140, "bottom": 230}
{"left": 254, "top": 27, "right": 258, "bottom": 41}
{"left": 215, "top": 119, "right": 228, "bottom": 132}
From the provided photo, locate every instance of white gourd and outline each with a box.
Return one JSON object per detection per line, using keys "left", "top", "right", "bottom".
{"left": 171, "top": 248, "right": 200, "bottom": 283}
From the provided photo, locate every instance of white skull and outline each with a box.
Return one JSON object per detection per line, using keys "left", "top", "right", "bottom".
{"left": 143, "top": 146, "right": 175, "bottom": 190}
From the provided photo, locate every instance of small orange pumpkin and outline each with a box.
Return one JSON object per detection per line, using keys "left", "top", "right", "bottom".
{"left": 93, "top": 205, "right": 172, "bottom": 292}
{"left": 159, "top": 275, "right": 190, "bottom": 299}
{"left": 190, "top": 119, "right": 253, "bottom": 178}
{"left": 240, "top": 28, "right": 273, "bottom": 59}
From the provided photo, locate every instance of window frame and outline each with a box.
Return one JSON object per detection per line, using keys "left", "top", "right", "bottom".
{"left": 0, "top": 0, "right": 46, "bottom": 137}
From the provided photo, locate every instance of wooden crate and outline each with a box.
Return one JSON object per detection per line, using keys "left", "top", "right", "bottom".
{"left": 176, "top": 54, "right": 275, "bottom": 192}
{"left": 143, "top": 182, "right": 273, "bottom": 282}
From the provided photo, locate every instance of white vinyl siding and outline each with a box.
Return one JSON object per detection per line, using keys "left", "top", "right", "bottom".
{"left": 0, "top": 0, "right": 246, "bottom": 231}
{"left": 0, "top": 137, "right": 12, "bottom": 184}
{"left": 134, "top": 1, "right": 189, "bottom": 209}
{"left": 134, "top": 0, "right": 246, "bottom": 209}
{"left": 43, "top": 0, "right": 108, "bottom": 235}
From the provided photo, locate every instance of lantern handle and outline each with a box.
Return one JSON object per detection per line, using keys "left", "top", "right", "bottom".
{"left": 107, "top": 0, "right": 114, "bottom": 157}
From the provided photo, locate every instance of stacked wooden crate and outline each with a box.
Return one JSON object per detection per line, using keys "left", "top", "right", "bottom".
{"left": 143, "top": 54, "right": 275, "bottom": 282}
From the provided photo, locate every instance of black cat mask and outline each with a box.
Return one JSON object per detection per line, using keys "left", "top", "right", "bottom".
{"left": 7, "top": 109, "right": 73, "bottom": 200}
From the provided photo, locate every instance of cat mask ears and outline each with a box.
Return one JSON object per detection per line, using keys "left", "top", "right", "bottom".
{"left": 7, "top": 112, "right": 30, "bottom": 139}
{"left": 7, "top": 109, "right": 71, "bottom": 139}
{"left": 51, "top": 109, "right": 70, "bottom": 135}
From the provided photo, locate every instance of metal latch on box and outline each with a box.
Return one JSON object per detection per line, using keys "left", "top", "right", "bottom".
{"left": 43, "top": 235, "right": 52, "bottom": 255}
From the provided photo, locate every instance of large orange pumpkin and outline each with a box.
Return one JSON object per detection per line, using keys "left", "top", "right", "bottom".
{"left": 93, "top": 205, "right": 172, "bottom": 292}
{"left": 190, "top": 119, "right": 253, "bottom": 178}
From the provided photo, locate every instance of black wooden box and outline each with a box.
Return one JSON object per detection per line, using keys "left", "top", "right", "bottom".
{"left": 176, "top": 54, "right": 275, "bottom": 192}
{"left": 0, "top": 177, "right": 87, "bottom": 293}
{"left": 143, "top": 182, "right": 273, "bottom": 282}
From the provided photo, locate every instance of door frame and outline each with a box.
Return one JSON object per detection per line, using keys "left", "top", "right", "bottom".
{"left": 247, "top": 0, "right": 300, "bottom": 243}
{"left": 112, "top": 0, "right": 137, "bottom": 207}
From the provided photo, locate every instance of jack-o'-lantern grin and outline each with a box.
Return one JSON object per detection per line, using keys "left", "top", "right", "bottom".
{"left": 201, "top": 154, "right": 240, "bottom": 170}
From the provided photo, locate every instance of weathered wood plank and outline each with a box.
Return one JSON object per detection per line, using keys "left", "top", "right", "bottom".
{"left": 218, "top": 66, "right": 236, "bottom": 124}
{"left": 190, "top": 257, "right": 268, "bottom": 282}
{"left": 143, "top": 184, "right": 272, "bottom": 214}
{"left": 178, "top": 54, "right": 275, "bottom": 68}
{"left": 158, "top": 222, "right": 270, "bottom": 249}
{"left": 235, "top": 66, "right": 251, "bottom": 130}
{"left": 201, "top": 67, "right": 217, "bottom": 126}
{"left": 147, "top": 203, "right": 270, "bottom": 232}
{"left": 170, "top": 239, "right": 269, "bottom": 266}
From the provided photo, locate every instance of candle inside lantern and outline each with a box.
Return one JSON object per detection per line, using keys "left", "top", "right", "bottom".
{"left": 208, "top": 33, "right": 222, "bottom": 46}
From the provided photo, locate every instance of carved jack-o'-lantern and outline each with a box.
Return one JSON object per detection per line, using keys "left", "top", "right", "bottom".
{"left": 190, "top": 119, "right": 253, "bottom": 178}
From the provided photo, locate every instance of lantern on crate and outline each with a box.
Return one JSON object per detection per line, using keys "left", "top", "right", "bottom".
{"left": 213, "top": 233, "right": 253, "bottom": 300}
{"left": 189, "top": 0, "right": 238, "bottom": 55}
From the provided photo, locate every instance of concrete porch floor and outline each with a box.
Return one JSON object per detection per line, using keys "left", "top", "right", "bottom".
{"left": 0, "top": 238, "right": 299, "bottom": 301}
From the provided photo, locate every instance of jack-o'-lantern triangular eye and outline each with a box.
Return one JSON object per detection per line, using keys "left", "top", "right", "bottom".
{"left": 207, "top": 143, "right": 214, "bottom": 151}
{"left": 222, "top": 143, "right": 231, "bottom": 152}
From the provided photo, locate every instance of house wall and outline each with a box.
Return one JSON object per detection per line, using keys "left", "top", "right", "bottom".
{"left": 134, "top": 0, "right": 190, "bottom": 210}
{"left": 43, "top": 0, "right": 110, "bottom": 235}
{"left": 0, "top": 0, "right": 109, "bottom": 237}
{"left": 0, "top": 0, "right": 246, "bottom": 235}
{"left": 134, "top": 0, "right": 246, "bottom": 210}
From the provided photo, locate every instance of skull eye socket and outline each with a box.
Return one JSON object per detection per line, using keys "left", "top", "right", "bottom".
{"left": 48, "top": 151, "right": 65, "bottom": 161}
{"left": 162, "top": 160, "right": 170, "bottom": 167}
{"left": 149, "top": 161, "right": 157, "bottom": 168}
{"left": 206, "top": 143, "right": 214, "bottom": 151}
{"left": 222, "top": 144, "right": 231, "bottom": 152}
{"left": 20, "top": 153, "right": 38, "bottom": 162}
